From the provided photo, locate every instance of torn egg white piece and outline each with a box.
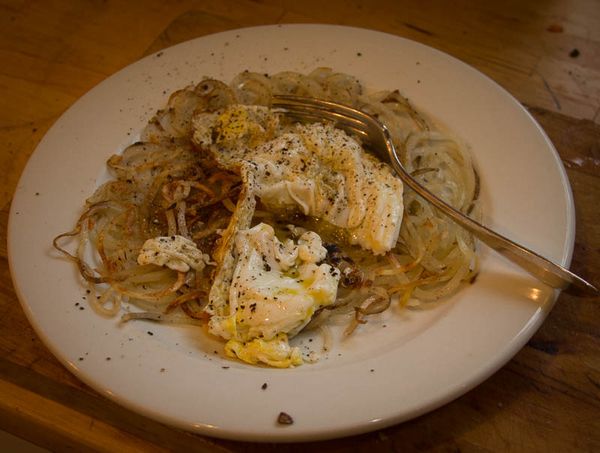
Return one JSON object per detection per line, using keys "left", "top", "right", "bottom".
{"left": 137, "top": 235, "right": 212, "bottom": 273}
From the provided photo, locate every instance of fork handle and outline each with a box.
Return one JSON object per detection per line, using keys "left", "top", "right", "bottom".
{"left": 384, "top": 136, "right": 598, "bottom": 297}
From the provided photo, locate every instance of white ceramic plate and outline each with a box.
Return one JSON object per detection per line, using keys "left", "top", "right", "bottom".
{"left": 8, "top": 25, "right": 574, "bottom": 442}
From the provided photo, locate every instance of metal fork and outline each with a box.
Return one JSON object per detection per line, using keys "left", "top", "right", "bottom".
{"left": 272, "top": 95, "right": 598, "bottom": 297}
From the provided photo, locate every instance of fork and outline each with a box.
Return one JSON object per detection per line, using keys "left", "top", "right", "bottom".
{"left": 272, "top": 95, "right": 598, "bottom": 297}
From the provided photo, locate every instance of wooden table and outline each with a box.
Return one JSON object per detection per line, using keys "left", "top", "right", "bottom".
{"left": 1, "top": 1, "right": 599, "bottom": 451}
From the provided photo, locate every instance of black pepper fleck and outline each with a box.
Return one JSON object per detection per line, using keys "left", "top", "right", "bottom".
{"left": 277, "top": 412, "right": 294, "bottom": 425}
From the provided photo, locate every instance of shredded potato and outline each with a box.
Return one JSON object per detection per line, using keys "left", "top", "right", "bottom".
{"left": 54, "top": 68, "right": 480, "bottom": 343}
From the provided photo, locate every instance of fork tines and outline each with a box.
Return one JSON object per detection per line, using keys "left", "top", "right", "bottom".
{"left": 272, "top": 95, "right": 369, "bottom": 139}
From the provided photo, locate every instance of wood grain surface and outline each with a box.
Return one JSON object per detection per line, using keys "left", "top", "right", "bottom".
{"left": 1, "top": 1, "right": 599, "bottom": 451}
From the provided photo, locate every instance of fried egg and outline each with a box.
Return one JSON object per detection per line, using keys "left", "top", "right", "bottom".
{"left": 192, "top": 104, "right": 404, "bottom": 254}
{"left": 208, "top": 223, "right": 340, "bottom": 367}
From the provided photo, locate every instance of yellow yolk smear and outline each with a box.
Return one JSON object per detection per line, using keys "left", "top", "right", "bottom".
{"left": 224, "top": 333, "right": 303, "bottom": 368}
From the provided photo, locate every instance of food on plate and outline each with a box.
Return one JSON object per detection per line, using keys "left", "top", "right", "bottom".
{"left": 54, "top": 68, "right": 480, "bottom": 368}
{"left": 192, "top": 106, "right": 404, "bottom": 255}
